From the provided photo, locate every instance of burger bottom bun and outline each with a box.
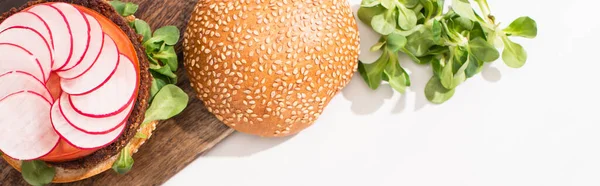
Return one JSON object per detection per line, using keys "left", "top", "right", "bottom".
{"left": 2, "top": 120, "right": 158, "bottom": 183}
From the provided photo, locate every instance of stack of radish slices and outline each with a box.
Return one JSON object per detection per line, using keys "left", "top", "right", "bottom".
{"left": 0, "top": 3, "right": 139, "bottom": 161}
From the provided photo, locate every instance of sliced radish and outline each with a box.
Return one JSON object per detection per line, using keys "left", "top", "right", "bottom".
{"left": 57, "top": 15, "right": 103, "bottom": 79}
{"left": 0, "top": 27, "right": 52, "bottom": 81}
{"left": 50, "top": 100, "right": 125, "bottom": 149}
{"left": 0, "top": 71, "right": 52, "bottom": 102}
{"left": 0, "top": 12, "right": 53, "bottom": 52}
{"left": 60, "top": 35, "right": 119, "bottom": 95}
{"left": 70, "top": 54, "right": 137, "bottom": 117}
{"left": 59, "top": 92, "right": 133, "bottom": 134}
{"left": 0, "top": 91, "right": 59, "bottom": 160}
{"left": 27, "top": 4, "right": 72, "bottom": 71}
{"left": 50, "top": 3, "right": 90, "bottom": 71}
{"left": 0, "top": 44, "right": 44, "bottom": 82}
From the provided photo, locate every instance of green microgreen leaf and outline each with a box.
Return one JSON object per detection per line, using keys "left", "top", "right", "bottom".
{"left": 143, "top": 85, "right": 189, "bottom": 125}
{"left": 503, "top": 16, "right": 538, "bottom": 39}
{"left": 397, "top": 4, "right": 418, "bottom": 30}
{"left": 150, "top": 76, "right": 167, "bottom": 101}
{"left": 370, "top": 41, "right": 386, "bottom": 52}
{"left": 432, "top": 19, "right": 442, "bottom": 43}
{"left": 135, "top": 132, "right": 148, "bottom": 139}
{"left": 146, "top": 26, "right": 180, "bottom": 46}
{"left": 109, "top": 0, "right": 126, "bottom": 16}
{"left": 371, "top": 11, "right": 397, "bottom": 35}
{"left": 470, "top": 22, "right": 487, "bottom": 41}
{"left": 112, "top": 146, "right": 134, "bottom": 174}
{"left": 122, "top": 2, "right": 139, "bottom": 16}
{"left": 384, "top": 54, "right": 411, "bottom": 93}
{"left": 21, "top": 160, "right": 55, "bottom": 186}
{"left": 153, "top": 45, "right": 178, "bottom": 71}
{"left": 380, "top": 0, "right": 396, "bottom": 9}
{"left": 501, "top": 36, "right": 528, "bottom": 68}
{"left": 425, "top": 76, "right": 456, "bottom": 104}
{"left": 358, "top": 5, "right": 386, "bottom": 25}
{"left": 465, "top": 54, "right": 483, "bottom": 78}
{"left": 133, "top": 19, "right": 152, "bottom": 43}
{"left": 358, "top": 51, "right": 389, "bottom": 89}
{"left": 400, "top": 0, "right": 420, "bottom": 8}
{"left": 386, "top": 33, "right": 407, "bottom": 52}
{"left": 361, "top": 0, "right": 380, "bottom": 7}
{"left": 469, "top": 37, "right": 499, "bottom": 62}
{"left": 451, "top": 0, "right": 478, "bottom": 21}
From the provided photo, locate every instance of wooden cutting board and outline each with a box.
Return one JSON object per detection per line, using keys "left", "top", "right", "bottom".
{"left": 0, "top": 0, "right": 235, "bottom": 185}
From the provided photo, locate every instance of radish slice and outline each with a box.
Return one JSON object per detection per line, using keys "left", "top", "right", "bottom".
{"left": 51, "top": 100, "right": 125, "bottom": 149}
{"left": 70, "top": 54, "right": 137, "bottom": 117}
{"left": 0, "top": 71, "right": 52, "bottom": 102}
{"left": 60, "top": 35, "right": 119, "bottom": 95}
{"left": 0, "top": 27, "right": 53, "bottom": 81}
{"left": 0, "top": 91, "right": 59, "bottom": 160}
{"left": 59, "top": 93, "right": 133, "bottom": 134}
{"left": 0, "top": 12, "right": 53, "bottom": 52}
{"left": 0, "top": 44, "right": 44, "bottom": 82}
{"left": 57, "top": 15, "right": 103, "bottom": 79}
{"left": 50, "top": 3, "right": 90, "bottom": 71}
{"left": 27, "top": 4, "right": 71, "bottom": 71}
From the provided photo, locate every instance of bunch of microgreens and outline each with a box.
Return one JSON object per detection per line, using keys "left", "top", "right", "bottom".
{"left": 357, "top": 0, "right": 537, "bottom": 104}
{"left": 109, "top": 0, "right": 189, "bottom": 175}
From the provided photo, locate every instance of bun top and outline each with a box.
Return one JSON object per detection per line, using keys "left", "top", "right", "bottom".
{"left": 184, "top": 0, "right": 360, "bottom": 137}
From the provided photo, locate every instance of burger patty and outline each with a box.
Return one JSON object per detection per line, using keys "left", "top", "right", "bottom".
{"left": 0, "top": 0, "right": 151, "bottom": 170}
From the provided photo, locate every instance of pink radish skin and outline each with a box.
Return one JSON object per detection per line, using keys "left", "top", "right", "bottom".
{"left": 0, "top": 27, "right": 53, "bottom": 81}
{"left": 51, "top": 3, "right": 90, "bottom": 71}
{"left": 60, "top": 35, "right": 119, "bottom": 95}
{"left": 0, "top": 91, "right": 59, "bottom": 160}
{"left": 0, "top": 43, "right": 45, "bottom": 82}
{"left": 27, "top": 4, "right": 72, "bottom": 71}
{"left": 59, "top": 93, "right": 133, "bottom": 134}
{"left": 70, "top": 54, "right": 137, "bottom": 117}
{"left": 0, "top": 71, "right": 52, "bottom": 102}
{"left": 50, "top": 100, "right": 125, "bottom": 149}
{"left": 0, "top": 11, "right": 54, "bottom": 54}
{"left": 57, "top": 15, "right": 103, "bottom": 79}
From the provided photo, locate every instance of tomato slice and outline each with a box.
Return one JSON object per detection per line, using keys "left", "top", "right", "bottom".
{"left": 37, "top": 3, "right": 140, "bottom": 162}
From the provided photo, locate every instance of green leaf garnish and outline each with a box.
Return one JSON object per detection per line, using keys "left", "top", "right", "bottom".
{"left": 469, "top": 37, "right": 499, "bottom": 62}
{"left": 21, "top": 160, "right": 55, "bottom": 186}
{"left": 133, "top": 19, "right": 152, "bottom": 43}
{"left": 503, "top": 16, "right": 538, "bottom": 39}
{"left": 501, "top": 36, "right": 528, "bottom": 68}
{"left": 358, "top": 0, "right": 537, "bottom": 104}
{"left": 109, "top": 0, "right": 138, "bottom": 17}
{"left": 143, "top": 85, "right": 189, "bottom": 125}
{"left": 425, "top": 76, "right": 456, "bottom": 104}
{"left": 146, "top": 26, "right": 180, "bottom": 46}
{"left": 112, "top": 146, "right": 134, "bottom": 174}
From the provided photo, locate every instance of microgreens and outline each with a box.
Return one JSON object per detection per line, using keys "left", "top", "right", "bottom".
{"left": 109, "top": 0, "right": 189, "bottom": 174}
{"left": 21, "top": 160, "right": 55, "bottom": 186}
{"left": 358, "top": 0, "right": 537, "bottom": 104}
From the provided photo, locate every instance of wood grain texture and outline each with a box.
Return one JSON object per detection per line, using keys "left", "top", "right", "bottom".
{"left": 0, "top": 0, "right": 235, "bottom": 185}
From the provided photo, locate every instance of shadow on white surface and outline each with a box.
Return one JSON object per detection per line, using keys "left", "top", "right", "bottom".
{"left": 203, "top": 132, "right": 295, "bottom": 157}
{"left": 481, "top": 63, "right": 503, "bottom": 82}
{"left": 342, "top": 74, "right": 393, "bottom": 115}
{"left": 399, "top": 54, "right": 432, "bottom": 112}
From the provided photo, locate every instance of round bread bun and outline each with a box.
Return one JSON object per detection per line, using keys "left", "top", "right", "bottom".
{"left": 1, "top": 0, "right": 153, "bottom": 183}
{"left": 183, "top": 1, "right": 360, "bottom": 137}
{"left": 2, "top": 121, "right": 158, "bottom": 183}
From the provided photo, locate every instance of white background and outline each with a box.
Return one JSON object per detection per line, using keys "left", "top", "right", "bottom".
{"left": 166, "top": 0, "right": 600, "bottom": 185}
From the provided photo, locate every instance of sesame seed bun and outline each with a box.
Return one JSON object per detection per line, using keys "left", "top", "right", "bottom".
{"left": 183, "top": 1, "right": 360, "bottom": 137}
{"left": 1, "top": 0, "right": 153, "bottom": 183}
